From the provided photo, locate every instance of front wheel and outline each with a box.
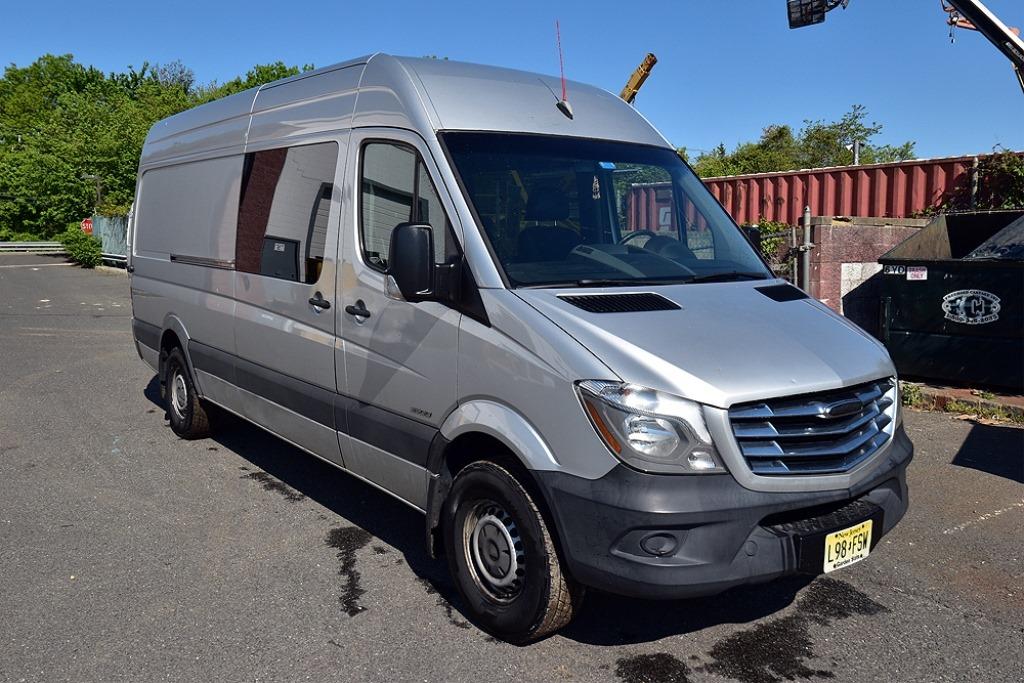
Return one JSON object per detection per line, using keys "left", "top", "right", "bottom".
{"left": 443, "top": 461, "right": 583, "bottom": 643}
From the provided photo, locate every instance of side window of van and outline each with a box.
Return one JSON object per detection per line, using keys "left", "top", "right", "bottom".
{"left": 236, "top": 142, "right": 338, "bottom": 284}
{"left": 360, "top": 142, "right": 451, "bottom": 270}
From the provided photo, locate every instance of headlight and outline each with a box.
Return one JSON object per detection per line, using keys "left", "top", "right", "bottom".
{"left": 576, "top": 380, "right": 726, "bottom": 474}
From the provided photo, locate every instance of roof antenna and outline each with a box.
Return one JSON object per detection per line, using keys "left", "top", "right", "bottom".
{"left": 555, "top": 20, "right": 574, "bottom": 119}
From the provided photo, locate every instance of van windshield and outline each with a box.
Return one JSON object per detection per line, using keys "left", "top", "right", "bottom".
{"left": 442, "top": 132, "right": 772, "bottom": 288}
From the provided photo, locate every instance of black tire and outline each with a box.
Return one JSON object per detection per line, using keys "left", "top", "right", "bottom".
{"left": 164, "top": 347, "right": 211, "bottom": 439}
{"left": 443, "top": 461, "right": 583, "bottom": 643}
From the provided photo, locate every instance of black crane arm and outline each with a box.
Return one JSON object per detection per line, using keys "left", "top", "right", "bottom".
{"left": 946, "top": 0, "right": 1024, "bottom": 72}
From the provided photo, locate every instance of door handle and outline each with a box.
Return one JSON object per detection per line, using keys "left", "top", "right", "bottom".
{"left": 309, "top": 292, "right": 331, "bottom": 310}
{"left": 345, "top": 300, "right": 371, "bottom": 318}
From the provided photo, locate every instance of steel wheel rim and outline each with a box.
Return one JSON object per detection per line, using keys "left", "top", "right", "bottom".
{"left": 464, "top": 500, "right": 525, "bottom": 601}
{"left": 170, "top": 371, "right": 188, "bottom": 420}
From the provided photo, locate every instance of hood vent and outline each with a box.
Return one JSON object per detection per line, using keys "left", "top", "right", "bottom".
{"left": 559, "top": 292, "right": 680, "bottom": 313}
{"left": 756, "top": 284, "right": 808, "bottom": 302}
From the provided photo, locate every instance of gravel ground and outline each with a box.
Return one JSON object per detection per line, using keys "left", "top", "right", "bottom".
{"left": 1, "top": 253, "right": 1022, "bottom": 683}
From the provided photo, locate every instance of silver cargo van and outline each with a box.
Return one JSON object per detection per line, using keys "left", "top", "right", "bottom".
{"left": 130, "top": 54, "right": 912, "bottom": 642}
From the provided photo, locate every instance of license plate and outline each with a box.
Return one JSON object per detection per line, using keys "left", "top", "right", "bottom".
{"left": 823, "top": 520, "right": 873, "bottom": 573}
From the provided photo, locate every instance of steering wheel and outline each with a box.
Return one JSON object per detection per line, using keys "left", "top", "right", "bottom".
{"left": 616, "top": 230, "right": 698, "bottom": 275}
{"left": 618, "top": 230, "right": 661, "bottom": 246}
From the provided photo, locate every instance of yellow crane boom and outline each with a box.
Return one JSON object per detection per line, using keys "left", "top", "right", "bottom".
{"left": 619, "top": 53, "right": 658, "bottom": 104}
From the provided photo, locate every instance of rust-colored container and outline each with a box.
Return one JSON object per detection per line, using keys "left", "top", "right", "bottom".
{"left": 701, "top": 155, "right": 984, "bottom": 225}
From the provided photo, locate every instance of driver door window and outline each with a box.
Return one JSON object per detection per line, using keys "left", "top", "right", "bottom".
{"left": 359, "top": 142, "right": 451, "bottom": 269}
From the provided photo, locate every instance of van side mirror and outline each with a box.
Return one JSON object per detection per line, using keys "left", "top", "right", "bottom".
{"left": 387, "top": 223, "right": 435, "bottom": 302}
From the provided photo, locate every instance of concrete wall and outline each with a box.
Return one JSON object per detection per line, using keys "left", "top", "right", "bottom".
{"left": 807, "top": 216, "right": 928, "bottom": 334}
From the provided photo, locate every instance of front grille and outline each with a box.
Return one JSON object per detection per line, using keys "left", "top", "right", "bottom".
{"left": 729, "top": 378, "right": 896, "bottom": 476}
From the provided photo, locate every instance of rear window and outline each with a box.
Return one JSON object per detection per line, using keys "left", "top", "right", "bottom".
{"left": 236, "top": 142, "right": 338, "bottom": 284}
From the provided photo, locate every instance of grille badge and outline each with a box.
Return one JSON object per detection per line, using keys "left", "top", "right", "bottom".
{"left": 819, "top": 399, "right": 864, "bottom": 419}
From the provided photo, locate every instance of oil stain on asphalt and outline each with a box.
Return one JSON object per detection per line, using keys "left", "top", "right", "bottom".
{"left": 615, "top": 653, "right": 691, "bottom": 683}
{"left": 615, "top": 578, "right": 887, "bottom": 683}
{"left": 241, "top": 471, "right": 305, "bottom": 503}
{"left": 325, "top": 526, "right": 372, "bottom": 617}
{"left": 701, "top": 615, "right": 834, "bottom": 683}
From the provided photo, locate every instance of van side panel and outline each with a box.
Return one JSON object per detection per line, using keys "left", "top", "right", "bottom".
{"left": 143, "top": 89, "right": 255, "bottom": 165}
{"left": 135, "top": 156, "right": 241, "bottom": 261}
{"left": 452, "top": 290, "right": 620, "bottom": 481}
{"left": 247, "top": 66, "right": 362, "bottom": 146}
{"left": 132, "top": 155, "right": 244, "bottom": 371}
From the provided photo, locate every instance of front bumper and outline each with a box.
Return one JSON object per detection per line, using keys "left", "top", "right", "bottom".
{"left": 536, "top": 424, "right": 913, "bottom": 599}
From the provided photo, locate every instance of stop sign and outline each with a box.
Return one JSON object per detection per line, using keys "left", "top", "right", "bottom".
{"left": 80, "top": 217, "right": 93, "bottom": 235}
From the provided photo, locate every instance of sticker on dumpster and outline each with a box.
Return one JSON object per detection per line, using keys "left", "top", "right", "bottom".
{"left": 883, "top": 265, "right": 905, "bottom": 276}
{"left": 906, "top": 266, "right": 928, "bottom": 281}
{"left": 941, "top": 289, "right": 1001, "bottom": 325}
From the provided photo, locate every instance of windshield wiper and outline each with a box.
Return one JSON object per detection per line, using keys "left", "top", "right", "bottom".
{"left": 684, "top": 271, "right": 770, "bottom": 284}
{"left": 574, "top": 278, "right": 687, "bottom": 287}
{"left": 519, "top": 273, "right": 769, "bottom": 288}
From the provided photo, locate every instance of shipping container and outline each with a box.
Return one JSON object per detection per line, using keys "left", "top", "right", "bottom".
{"left": 679, "top": 154, "right": 1024, "bottom": 227}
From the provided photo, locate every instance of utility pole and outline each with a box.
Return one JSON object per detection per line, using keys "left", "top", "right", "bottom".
{"left": 799, "top": 206, "right": 813, "bottom": 292}
{"left": 846, "top": 140, "right": 862, "bottom": 165}
{"left": 81, "top": 174, "right": 102, "bottom": 211}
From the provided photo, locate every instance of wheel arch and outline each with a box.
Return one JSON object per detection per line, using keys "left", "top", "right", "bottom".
{"left": 157, "top": 315, "right": 200, "bottom": 397}
{"left": 424, "top": 400, "right": 563, "bottom": 559}
{"left": 438, "top": 400, "right": 560, "bottom": 472}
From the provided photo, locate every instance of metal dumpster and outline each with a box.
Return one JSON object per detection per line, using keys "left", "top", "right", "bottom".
{"left": 878, "top": 211, "right": 1024, "bottom": 390}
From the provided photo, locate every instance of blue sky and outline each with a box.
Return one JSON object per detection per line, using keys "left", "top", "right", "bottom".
{"left": 4, "top": 0, "right": 1022, "bottom": 159}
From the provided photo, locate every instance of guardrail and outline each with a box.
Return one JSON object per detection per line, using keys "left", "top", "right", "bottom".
{"left": 0, "top": 241, "right": 66, "bottom": 254}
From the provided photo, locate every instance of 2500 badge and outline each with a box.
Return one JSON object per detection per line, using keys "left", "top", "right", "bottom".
{"left": 941, "top": 289, "right": 1001, "bottom": 325}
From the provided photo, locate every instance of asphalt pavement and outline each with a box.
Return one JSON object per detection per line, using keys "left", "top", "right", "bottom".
{"left": 1, "top": 252, "right": 1022, "bottom": 683}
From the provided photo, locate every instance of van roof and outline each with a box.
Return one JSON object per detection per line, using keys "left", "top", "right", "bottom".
{"left": 141, "top": 53, "right": 669, "bottom": 165}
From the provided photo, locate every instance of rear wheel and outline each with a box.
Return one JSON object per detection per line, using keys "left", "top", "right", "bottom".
{"left": 164, "top": 347, "right": 210, "bottom": 439}
{"left": 443, "top": 461, "right": 583, "bottom": 643}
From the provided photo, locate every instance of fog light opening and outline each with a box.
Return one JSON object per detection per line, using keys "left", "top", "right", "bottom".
{"left": 639, "top": 533, "right": 678, "bottom": 557}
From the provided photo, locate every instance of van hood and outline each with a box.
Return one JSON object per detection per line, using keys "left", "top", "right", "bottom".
{"left": 514, "top": 280, "right": 895, "bottom": 409}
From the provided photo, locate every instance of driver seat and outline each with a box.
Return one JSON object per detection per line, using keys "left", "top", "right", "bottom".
{"left": 517, "top": 186, "right": 580, "bottom": 262}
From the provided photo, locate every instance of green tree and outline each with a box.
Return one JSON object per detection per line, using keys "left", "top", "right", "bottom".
{"left": 0, "top": 55, "right": 313, "bottom": 237}
{"left": 691, "top": 105, "right": 916, "bottom": 178}
{"left": 797, "top": 104, "right": 914, "bottom": 168}
{"left": 196, "top": 61, "right": 314, "bottom": 102}
{"left": 941, "top": 147, "right": 1024, "bottom": 212}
